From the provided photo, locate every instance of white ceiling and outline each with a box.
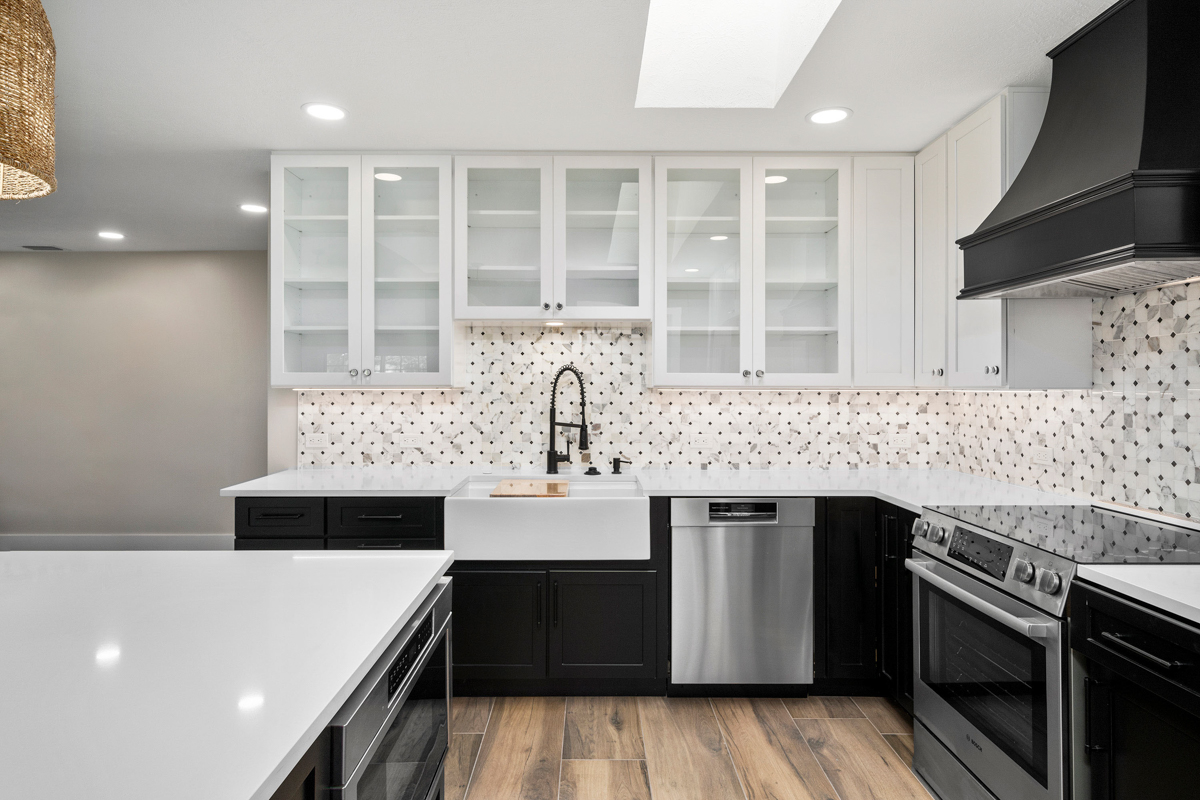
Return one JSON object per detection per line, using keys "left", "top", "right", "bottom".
{"left": 0, "top": 0, "right": 1116, "bottom": 252}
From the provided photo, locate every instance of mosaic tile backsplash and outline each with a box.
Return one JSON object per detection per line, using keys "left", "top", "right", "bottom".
{"left": 297, "top": 283, "right": 1200, "bottom": 520}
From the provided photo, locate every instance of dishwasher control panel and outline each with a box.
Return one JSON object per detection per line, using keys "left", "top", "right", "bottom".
{"left": 708, "top": 501, "right": 778, "bottom": 523}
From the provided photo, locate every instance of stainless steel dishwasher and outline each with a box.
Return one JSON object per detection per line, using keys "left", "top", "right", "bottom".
{"left": 671, "top": 498, "right": 814, "bottom": 685}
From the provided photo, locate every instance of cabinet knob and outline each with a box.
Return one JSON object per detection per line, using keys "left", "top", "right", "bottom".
{"left": 742, "top": 369, "right": 751, "bottom": 378}
{"left": 933, "top": 368, "right": 944, "bottom": 377}
{"left": 363, "top": 368, "right": 372, "bottom": 377}
{"left": 543, "top": 302, "right": 551, "bottom": 310}
{"left": 349, "top": 368, "right": 359, "bottom": 377}
{"left": 556, "top": 302, "right": 564, "bottom": 311}
{"left": 755, "top": 369, "right": 764, "bottom": 378}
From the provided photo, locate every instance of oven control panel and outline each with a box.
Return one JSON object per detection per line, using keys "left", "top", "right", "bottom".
{"left": 913, "top": 510, "right": 1076, "bottom": 617}
{"left": 947, "top": 527, "right": 1014, "bottom": 580}
{"left": 387, "top": 613, "right": 434, "bottom": 702}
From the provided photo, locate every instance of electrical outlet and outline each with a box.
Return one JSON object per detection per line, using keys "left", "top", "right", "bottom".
{"left": 1031, "top": 447, "right": 1054, "bottom": 466}
{"left": 691, "top": 433, "right": 718, "bottom": 450}
{"left": 889, "top": 433, "right": 912, "bottom": 449}
{"left": 392, "top": 434, "right": 421, "bottom": 448}
{"left": 304, "top": 433, "right": 329, "bottom": 448}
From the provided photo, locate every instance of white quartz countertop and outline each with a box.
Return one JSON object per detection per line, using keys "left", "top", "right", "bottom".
{"left": 1078, "top": 564, "right": 1200, "bottom": 627}
{"left": 222, "top": 467, "right": 1075, "bottom": 514}
{"left": 0, "top": 550, "right": 453, "bottom": 800}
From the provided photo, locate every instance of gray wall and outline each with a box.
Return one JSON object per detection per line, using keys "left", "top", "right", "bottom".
{"left": 0, "top": 251, "right": 268, "bottom": 534}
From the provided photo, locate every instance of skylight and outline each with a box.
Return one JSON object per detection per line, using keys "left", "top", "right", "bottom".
{"left": 634, "top": 0, "right": 843, "bottom": 108}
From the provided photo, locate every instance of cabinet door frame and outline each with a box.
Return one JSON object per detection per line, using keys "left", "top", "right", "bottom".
{"left": 751, "top": 156, "right": 853, "bottom": 387}
{"left": 449, "top": 569, "right": 548, "bottom": 681}
{"left": 653, "top": 155, "right": 754, "bottom": 387}
{"left": 946, "top": 97, "right": 1006, "bottom": 388}
{"left": 552, "top": 155, "right": 653, "bottom": 320}
{"left": 360, "top": 154, "right": 453, "bottom": 387}
{"left": 547, "top": 570, "right": 657, "bottom": 681}
{"left": 453, "top": 155, "right": 554, "bottom": 320}
{"left": 852, "top": 156, "right": 914, "bottom": 387}
{"left": 915, "top": 135, "right": 949, "bottom": 387}
{"left": 270, "top": 153, "right": 363, "bottom": 388}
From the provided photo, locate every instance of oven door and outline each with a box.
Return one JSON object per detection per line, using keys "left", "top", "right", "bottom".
{"left": 908, "top": 557, "right": 1065, "bottom": 800}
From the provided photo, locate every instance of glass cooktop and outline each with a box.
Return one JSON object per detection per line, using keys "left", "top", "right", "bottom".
{"left": 928, "top": 504, "right": 1200, "bottom": 564}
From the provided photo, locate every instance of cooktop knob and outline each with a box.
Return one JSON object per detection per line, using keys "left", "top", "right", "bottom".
{"left": 926, "top": 525, "right": 945, "bottom": 544}
{"left": 912, "top": 519, "right": 929, "bottom": 539}
{"left": 1036, "top": 569, "right": 1062, "bottom": 595}
{"left": 1012, "top": 559, "right": 1035, "bottom": 584}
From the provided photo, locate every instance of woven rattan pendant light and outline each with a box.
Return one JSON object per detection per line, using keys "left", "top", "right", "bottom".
{"left": 0, "top": 0, "right": 55, "bottom": 199}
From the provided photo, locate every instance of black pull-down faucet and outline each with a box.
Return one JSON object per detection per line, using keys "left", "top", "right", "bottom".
{"left": 547, "top": 364, "right": 589, "bottom": 475}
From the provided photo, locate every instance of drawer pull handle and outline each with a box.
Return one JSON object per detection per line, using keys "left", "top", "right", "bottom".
{"left": 356, "top": 543, "right": 404, "bottom": 549}
{"left": 258, "top": 513, "right": 303, "bottom": 519}
{"left": 357, "top": 514, "right": 404, "bottom": 520}
{"left": 1097, "top": 631, "right": 1186, "bottom": 670}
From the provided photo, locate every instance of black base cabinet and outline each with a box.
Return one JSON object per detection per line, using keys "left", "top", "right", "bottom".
{"left": 549, "top": 570, "right": 656, "bottom": 681}
{"left": 450, "top": 570, "right": 547, "bottom": 681}
{"left": 233, "top": 497, "right": 443, "bottom": 551}
{"left": 879, "top": 502, "right": 918, "bottom": 713}
{"left": 815, "top": 497, "right": 879, "bottom": 692}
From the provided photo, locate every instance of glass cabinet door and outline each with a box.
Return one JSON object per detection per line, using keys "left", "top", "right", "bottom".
{"left": 553, "top": 156, "right": 652, "bottom": 320}
{"left": 271, "top": 155, "right": 361, "bottom": 387}
{"left": 653, "top": 158, "right": 753, "bottom": 386}
{"left": 454, "top": 156, "right": 553, "bottom": 319}
{"left": 752, "top": 157, "right": 852, "bottom": 386}
{"left": 361, "top": 156, "right": 452, "bottom": 386}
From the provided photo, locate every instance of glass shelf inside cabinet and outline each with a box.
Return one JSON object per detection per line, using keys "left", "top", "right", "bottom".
{"left": 373, "top": 166, "right": 441, "bottom": 374}
{"left": 564, "top": 168, "right": 640, "bottom": 308}
{"left": 466, "top": 167, "right": 541, "bottom": 308}
{"left": 665, "top": 168, "right": 742, "bottom": 374}
{"left": 283, "top": 166, "right": 350, "bottom": 374}
{"left": 763, "top": 168, "right": 840, "bottom": 375}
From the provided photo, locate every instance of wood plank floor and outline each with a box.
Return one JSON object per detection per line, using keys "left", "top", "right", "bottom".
{"left": 447, "top": 696, "right": 932, "bottom": 800}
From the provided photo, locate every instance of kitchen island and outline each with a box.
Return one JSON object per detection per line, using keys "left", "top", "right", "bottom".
{"left": 0, "top": 549, "right": 453, "bottom": 800}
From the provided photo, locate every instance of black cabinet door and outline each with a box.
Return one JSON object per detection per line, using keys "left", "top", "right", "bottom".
{"left": 878, "top": 503, "right": 918, "bottom": 713}
{"left": 821, "top": 497, "right": 878, "bottom": 681}
{"left": 449, "top": 570, "right": 547, "bottom": 680}
{"left": 548, "top": 570, "right": 657, "bottom": 681}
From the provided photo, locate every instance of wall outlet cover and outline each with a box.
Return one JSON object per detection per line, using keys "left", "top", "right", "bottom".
{"left": 691, "top": 433, "right": 718, "bottom": 450}
{"left": 1031, "top": 446, "right": 1054, "bottom": 466}
{"left": 304, "top": 433, "right": 330, "bottom": 448}
{"left": 889, "top": 433, "right": 912, "bottom": 449}
{"left": 393, "top": 434, "right": 421, "bottom": 448}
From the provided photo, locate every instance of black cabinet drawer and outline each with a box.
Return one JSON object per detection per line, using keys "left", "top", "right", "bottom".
{"left": 236, "top": 498, "right": 324, "bottom": 539}
{"left": 326, "top": 497, "right": 441, "bottom": 539}
{"left": 326, "top": 538, "right": 439, "bottom": 551}
{"left": 235, "top": 538, "right": 325, "bottom": 551}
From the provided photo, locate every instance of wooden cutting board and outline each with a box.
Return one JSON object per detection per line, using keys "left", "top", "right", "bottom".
{"left": 490, "top": 479, "right": 570, "bottom": 497}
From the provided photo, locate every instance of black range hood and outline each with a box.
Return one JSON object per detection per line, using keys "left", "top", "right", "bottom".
{"left": 959, "top": 0, "right": 1200, "bottom": 299}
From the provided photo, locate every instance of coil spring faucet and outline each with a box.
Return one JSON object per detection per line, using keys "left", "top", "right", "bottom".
{"left": 547, "top": 364, "right": 589, "bottom": 474}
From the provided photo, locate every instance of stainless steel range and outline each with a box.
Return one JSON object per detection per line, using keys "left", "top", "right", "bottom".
{"left": 907, "top": 503, "right": 1200, "bottom": 800}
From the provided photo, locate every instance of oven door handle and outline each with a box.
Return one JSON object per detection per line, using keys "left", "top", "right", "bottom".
{"left": 905, "top": 558, "right": 1053, "bottom": 638}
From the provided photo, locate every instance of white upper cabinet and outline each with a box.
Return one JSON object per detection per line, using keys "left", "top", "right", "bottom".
{"left": 753, "top": 157, "right": 853, "bottom": 387}
{"left": 554, "top": 156, "right": 653, "bottom": 320}
{"left": 361, "top": 155, "right": 453, "bottom": 386}
{"left": 454, "top": 156, "right": 554, "bottom": 320}
{"left": 654, "top": 157, "right": 754, "bottom": 387}
{"left": 852, "top": 157, "right": 914, "bottom": 387}
{"left": 270, "top": 154, "right": 453, "bottom": 388}
{"left": 946, "top": 96, "right": 1006, "bottom": 388}
{"left": 271, "top": 155, "right": 362, "bottom": 387}
{"left": 915, "top": 136, "right": 949, "bottom": 387}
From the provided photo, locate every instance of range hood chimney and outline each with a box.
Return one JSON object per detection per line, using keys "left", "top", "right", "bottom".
{"left": 959, "top": 0, "right": 1200, "bottom": 299}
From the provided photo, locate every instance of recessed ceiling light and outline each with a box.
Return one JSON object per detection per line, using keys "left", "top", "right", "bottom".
{"left": 375, "top": 173, "right": 402, "bottom": 182}
{"left": 545, "top": 321, "right": 564, "bottom": 327}
{"left": 240, "top": 204, "right": 268, "bottom": 213}
{"left": 764, "top": 175, "right": 788, "bottom": 184}
{"left": 710, "top": 235, "right": 728, "bottom": 241}
{"left": 98, "top": 231, "right": 124, "bottom": 240}
{"left": 95, "top": 645, "right": 120, "bottom": 666}
{"left": 807, "top": 107, "right": 851, "bottom": 124}
{"left": 303, "top": 103, "right": 345, "bottom": 121}
{"left": 684, "top": 268, "right": 700, "bottom": 273}
{"left": 237, "top": 693, "right": 265, "bottom": 711}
